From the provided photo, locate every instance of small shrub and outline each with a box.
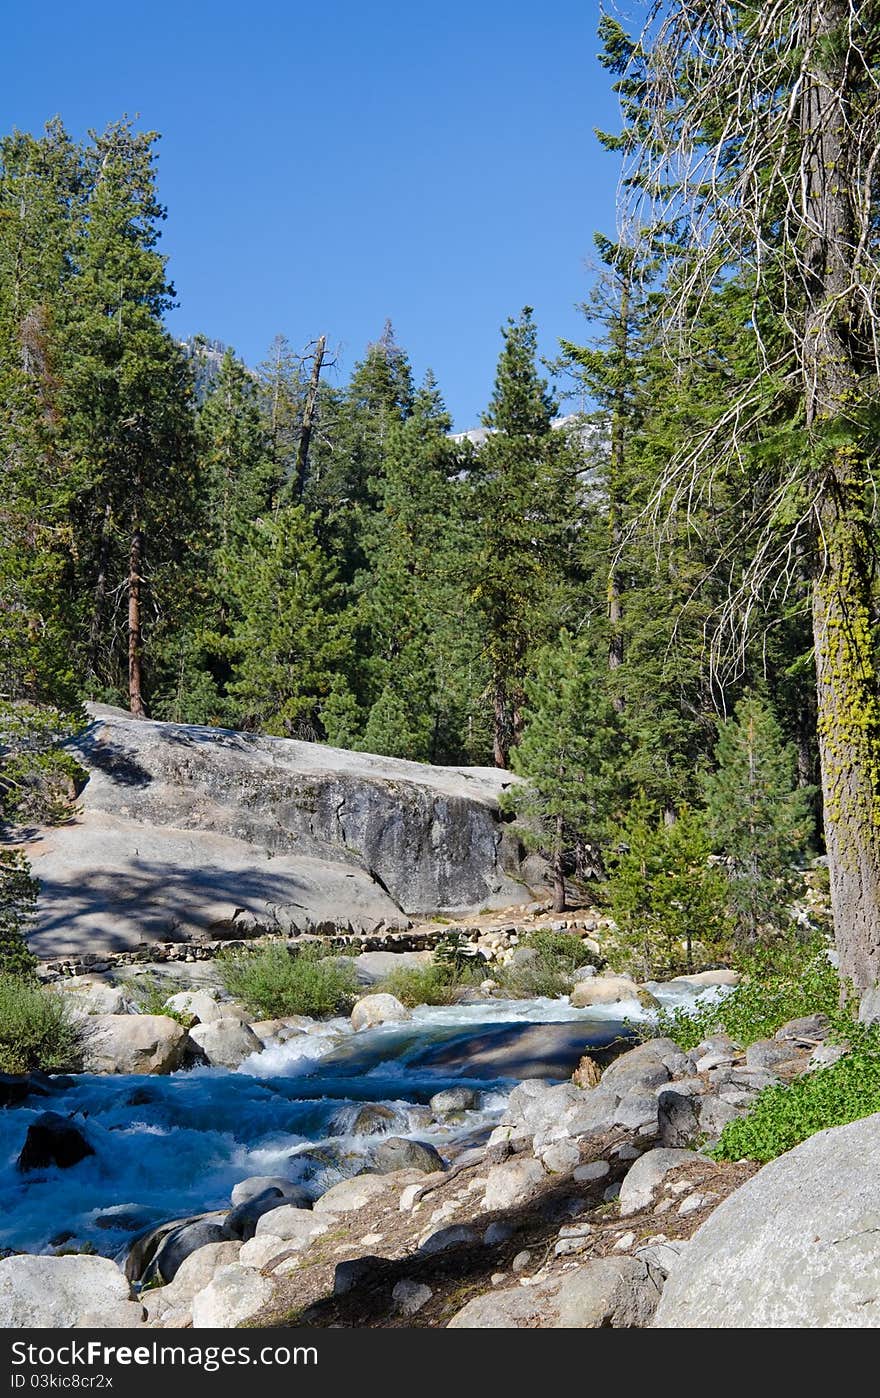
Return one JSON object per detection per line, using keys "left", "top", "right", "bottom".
{"left": 434, "top": 931, "right": 483, "bottom": 976}
{"left": 496, "top": 959, "right": 571, "bottom": 1000}
{"left": 120, "top": 972, "right": 193, "bottom": 1024}
{"left": 380, "top": 962, "right": 481, "bottom": 1008}
{"left": 518, "top": 929, "right": 600, "bottom": 971}
{"left": 713, "top": 1022, "right": 880, "bottom": 1163}
{"left": 219, "top": 942, "right": 358, "bottom": 1019}
{"left": 0, "top": 973, "right": 85, "bottom": 1073}
{"left": 653, "top": 936, "right": 840, "bottom": 1051}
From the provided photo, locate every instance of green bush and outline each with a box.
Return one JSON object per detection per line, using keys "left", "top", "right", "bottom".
{"left": 0, "top": 973, "right": 85, "bottom": 1073}
{"left": 219, "top": 942, "right": 358, "bottom": 1019}
{"left": 518, "top": 929, "right": 599, "bottom": 971}
{"left": 713, "top": 1024, "right": 880, "bottom": 1163}
{"left": 379, "top": 961, "right": 481, "bottom": 1008}
{"left": 652, "top": 938, "right": 841, "bottom": 1051}
{"left": 120, "top": 972, "right": 193, "bottom": 1025}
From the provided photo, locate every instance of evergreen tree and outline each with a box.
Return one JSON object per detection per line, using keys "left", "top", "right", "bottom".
{"left": 702, "top": 695, "right": 815, "bottom": 941}
{"left": 62, "top": 121, "right": 197, "bottom": 716}
{"left": 464, "top": 308, "right": 581, "bottom": 767}
{"left": 606, "top": 797, "right": 730, "bottom": 977}
{"left": 360, "top": 373, "right": 474, "bottom": 762}
{"left": 223, "top": 505, "right": 355, "bottom": 739}
{"left": 506, "top": 630, "right": 623, "bottom": 910}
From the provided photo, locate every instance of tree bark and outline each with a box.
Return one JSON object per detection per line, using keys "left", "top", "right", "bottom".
{"left": 87, "top": 501, "right": 113, "bottom": 682}
{"left": 552, "top": 812, "right": 567, "bottom": 912}
{"left": 803, "top": 1, "right": 880, "bottom": 993}
{"left": 128, "top": 523, "right": 148, "bottom": 719}
{"left": 295, "top": 335, "right": 326, "bottom": 501}
{"left": 608, "top": 267, "right": 630, "bottom": 712}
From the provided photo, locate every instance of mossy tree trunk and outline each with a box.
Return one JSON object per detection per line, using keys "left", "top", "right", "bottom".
{"left": 805, "top": 0, "right": 880, "bottom": 993}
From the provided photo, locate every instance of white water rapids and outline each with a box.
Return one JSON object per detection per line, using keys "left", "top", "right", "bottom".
{"left": 0, "top": 985, "right": 718, "bottom": 1258}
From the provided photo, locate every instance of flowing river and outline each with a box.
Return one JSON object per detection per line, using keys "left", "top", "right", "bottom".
{"left": 0, "top": 985, "right": 708, "bottom": 1260}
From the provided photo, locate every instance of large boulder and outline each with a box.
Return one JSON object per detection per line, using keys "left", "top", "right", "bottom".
{"left": 81, "top": 1014, "right": 190, "bottom": 1074}
{"left": 143, "top": 1241, "right": 242, "bottom": 1323}
{"left": 482, "top": 1158, "right": 547, "bottom": 1212}
{"left": 190, "top": 1263, "right": 275, "bottom": 1328}
{"left": 654, "top": 1113, "right": 880, "bottom": 1327}
{"left": 350, "top": 994, "right": 411, "bottom": 1031}
{"left": 0, "top": 1255, "right": 143, "bottom": 1328}
{"left": 570, "top": 976, "right": 658, "bottom": 1009}
{"left": 619, "top": 1148, "right": 698, "bottom": 1217}
{"left": 148, "top": 1220, "right": 232, "bottom": 1284}
{"left": 313, "top": 1174, "right": 398, "bottom": 1214}
{"left": 370, "top": 1137, "right": 445, "bottom": 1175}
{"left": 188, "top": 1018, "right": 262, "bottom": 1067}
{"left": 448, "top": 1257, "right": 661, "bottom": 1328}
{"left": 164, "top": 989, "right": 224, "bottom": 1024}
{"left": 252, "top": 1207, "right": 330, "bottom": 1248}
{"left": 26, "top": 706, "right": 535, "bottom": 957}
{"left": 55, "top": 976, "right": 129, "bottom": 1016}
{"left": 17, "top": 1112, "right": 94, "bottom": 1172}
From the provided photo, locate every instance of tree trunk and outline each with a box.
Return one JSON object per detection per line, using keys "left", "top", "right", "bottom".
{"left": 803, "top": 1, "right": 880, "bottom": 993}
{"left": 87, "top": 501, "right": 113, "bottom": 682}
{"left": 608, "top": 267, "right": 630, "bottom": 712}
{"left": 492, "top": 682, "right": 509, "bottom": 769}
{"left": 294, "top": 335, "right": 326, "bottom": 501}
{"left": 128, "top": 524, "right": 148, "bottom": 719}
{"left": 552, "top": 813, "right": 566, "bottom": 912}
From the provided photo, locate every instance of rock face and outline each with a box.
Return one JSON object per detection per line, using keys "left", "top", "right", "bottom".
{"left": 26, "top": 706, "right": 534, "bottom": 956}
{"left": 654, "top": 1113, "right": 880, "bottom": 1327}
{"left": 0, "top": 1255, "right": 143, "bottom": 1328}
{"left": 81, "top": 1014, "right": 190, "bottom": 1075}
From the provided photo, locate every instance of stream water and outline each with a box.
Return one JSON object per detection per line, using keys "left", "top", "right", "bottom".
{"left": 0, "top": 986, "right": 709, "bottom": 1259}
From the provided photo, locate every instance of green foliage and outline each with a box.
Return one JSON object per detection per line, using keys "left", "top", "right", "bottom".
{"left": 605, "top": 797, "right": 731, "bottom": 978}
{"left": 713, "top": 1023, "right": 880, "bottom": 1163}
{"left": 433, "top": 931, "right": 484, "bottom": 976}
{"left": 517, "top": 929, "right": 600, "bottom": 971}
{"left": 379, "top": 961, "right": 481, "bottom": 1008}
{"left": 496, "top": 930, "right": 601, "bottom": 1000}
{"left": 0, "top": 851, "right": 38, "bottom": 978}
{"left": 505, "top": 629, "right": 624, "bottom": 900}
{"left": 222, "top": 506, "right": 356, "bottom": 739}
{"left": 0, "top": 974, "right": 84, "bottom": 1073}
{"left": 654, "top": 938, "right": 840, "bottom": 1051}
{"left": 119, "top": 973, "right": 192, "bottom": 1025}
{"left": 219, "top": 942, "right": 358, "bottom": 1019}
{"left": 702, "top": 694, "right": 815, "bottom": 940}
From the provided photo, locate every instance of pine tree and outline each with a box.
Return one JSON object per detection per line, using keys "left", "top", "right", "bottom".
{"left": 464, "top": 308, "right": 581, "bottom": 767}
{"left": 223, "top": 505, "right": 355, "bottom": 739}
{"left": 62, "top": 121, "right": 197, "bottom": 716}
{"left": 360, "top": 373, "right": 474, "bottom": 762}
{"left": 702, "top": 695, "right": 815, "bottom": 941}
{"left": 506, "top": 630, "right": 623, "bottom": 910}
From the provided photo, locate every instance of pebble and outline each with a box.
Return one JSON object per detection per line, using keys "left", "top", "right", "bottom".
{"left": 613, "top": 1231, "right": 636, "bottom": 1252}
{"left": 573, "top": 1160, "right": 611, "bottom": 1183}
{"left": 511, "top": 1251, "right": 532, "bottom": 1273}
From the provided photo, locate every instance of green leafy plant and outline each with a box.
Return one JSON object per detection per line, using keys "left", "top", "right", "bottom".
{"left": 0, "top": 973, "right": 85, "bottom": 1073}
{"left": 219, "top": 942, "right": 358, "bottom": 1019}
{"left": 713, "top": 1022, "right": 880, "bottom": 1163}
{"left": 119, "top": 973, "right": 193, "bottom": 1025}
{"left": 379, "top": 960, "right": 481, "bottom": 1008}
{"left": 652, "top": 937, "right": 840, "bottom": 1051}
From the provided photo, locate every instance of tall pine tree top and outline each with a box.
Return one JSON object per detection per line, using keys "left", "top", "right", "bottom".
{"left": 482, "top": 307, "right": 556, "bottom": 436}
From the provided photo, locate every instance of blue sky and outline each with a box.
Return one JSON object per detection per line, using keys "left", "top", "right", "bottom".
{"left": 2, "top": 1, "right": 621, "bottom": 429}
